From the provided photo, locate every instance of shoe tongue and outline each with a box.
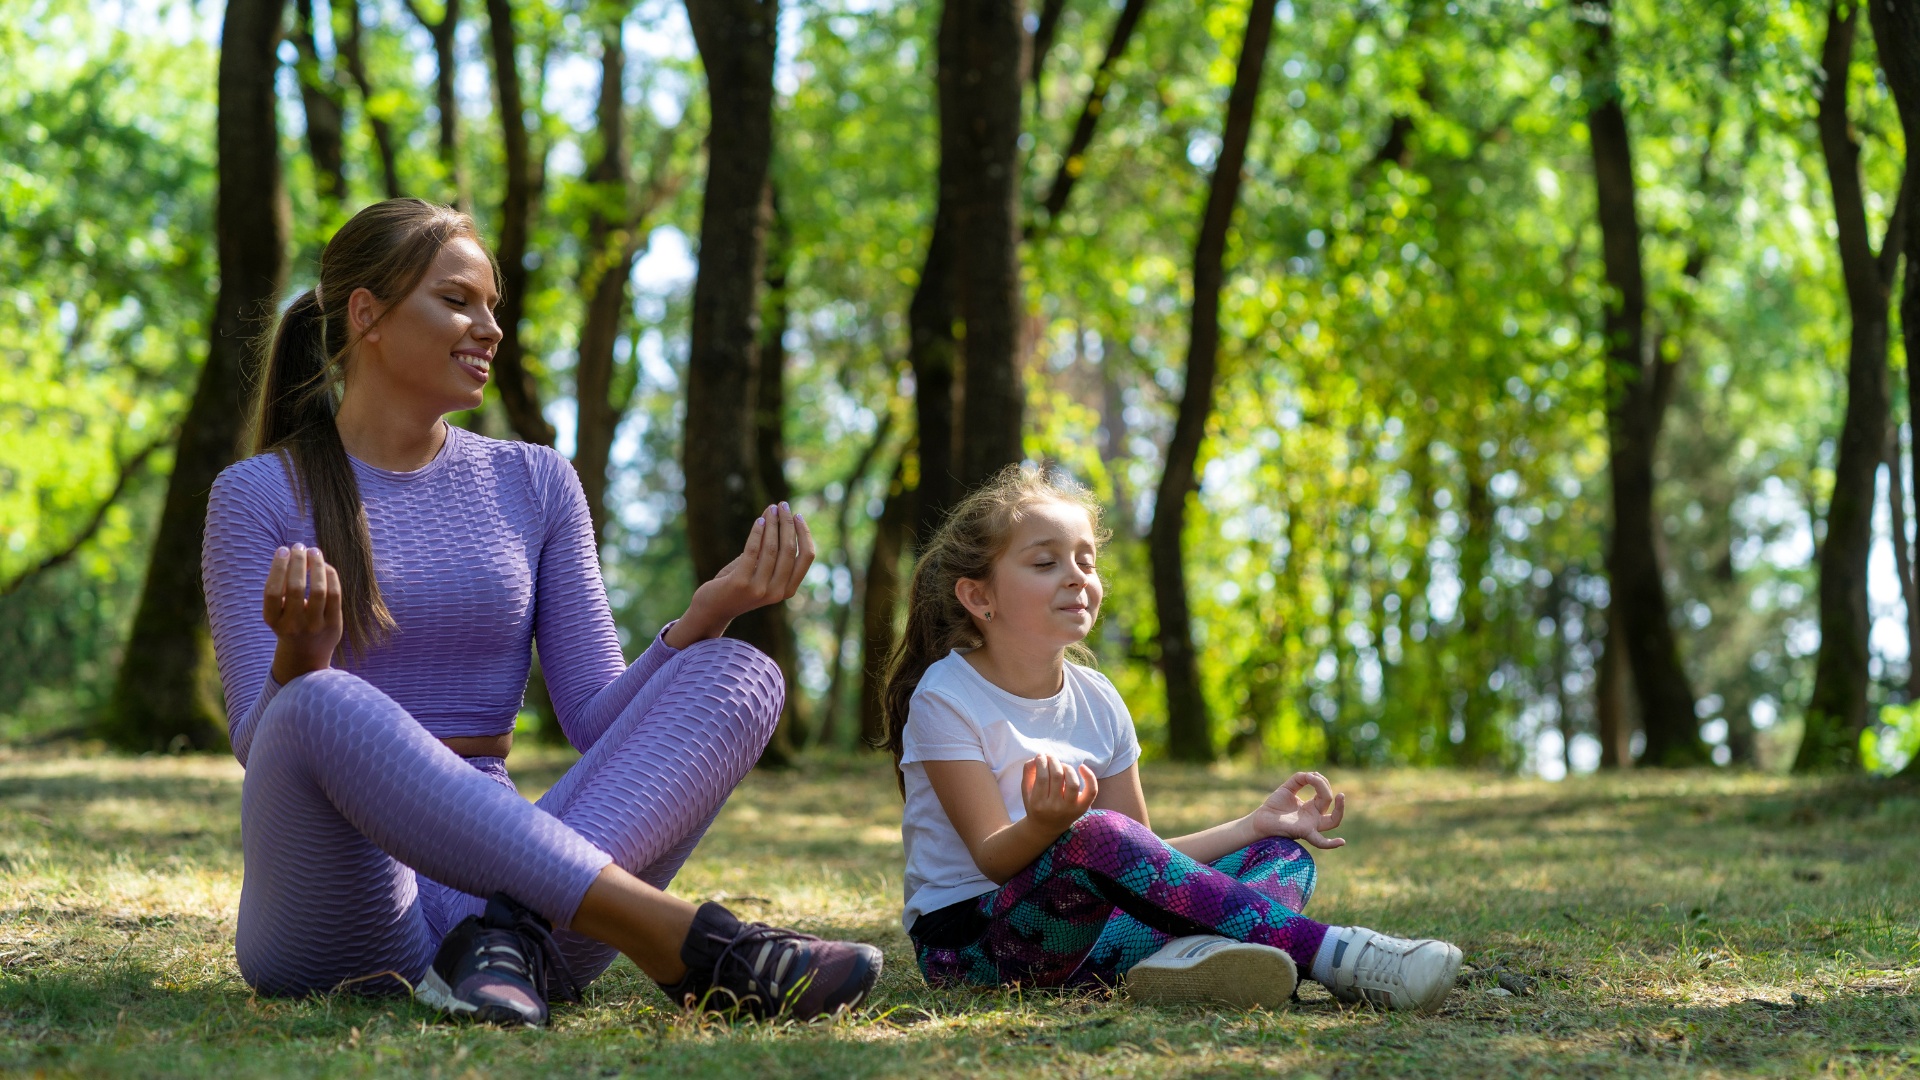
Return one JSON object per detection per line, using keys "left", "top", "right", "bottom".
{"left": 681, "top": 902, "right": 747, "bottom": 970}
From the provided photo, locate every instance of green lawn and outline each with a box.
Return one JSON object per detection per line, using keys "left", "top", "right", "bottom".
{"left": 1, "top": 746, "right": 1915, "bottom": 1078}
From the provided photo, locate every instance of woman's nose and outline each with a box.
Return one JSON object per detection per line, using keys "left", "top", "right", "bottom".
{"left": 473, "top": 304, "right": 504, "bottom": 344}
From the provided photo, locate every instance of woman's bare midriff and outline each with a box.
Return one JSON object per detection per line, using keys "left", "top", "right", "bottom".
{"left": 440, "top": 734, "right": 513, "bottom": 759}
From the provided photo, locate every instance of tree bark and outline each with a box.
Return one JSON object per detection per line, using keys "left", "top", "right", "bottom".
{"left": 1028, "top": 0, "right": 1068, "bottom": 92}
{"left": 732, "top": 188, "right": 803, "bottom": 761}
{"left": 575, "top": 22, "right": 630, "bottom": 539}
{"left": 1888, "top": 424, "right": 1920, "bottom": 698}
{"left": 404, "top": 0, "right": 468, "bottom": 209}
{"left": 812, "top": 416, "right": 892, "bottom": 750}
{"left": 485, "top": 0, "right": 555, "bottom": 446}
{"left": 1869, "top": 0, "right": 1920, "bottom": 782}
{"left": 908, "top": 212, "right": 960, "bottom": 539}
{"left": 1580, "top": 0, "right": 1705, "bottom": 767}
{"left": 1029, "top": 0, "right": 1151, "bottom": 237}
{"left": 1595, "top": 601, "right": 1635, "bottom": 767}
{"left": 105, "top": 0, "right": 290, "bottom": 751}
{"left": 1148, "top": 0, "right": 1275, "bottom": 763}
{"left": 948, "top": 0, "right": 1026, "bottom": 487}
{"left": 860, "top": 454, "right": 912, "bottom": 749}
{"left": 1799, "top": 0, "right": 1909, "bottom": 772}
{"left": 290, "top": 0, "right": 346, "bottom": 204}
{"left": 336, "top": 0, "right": 404, "bottom": 200}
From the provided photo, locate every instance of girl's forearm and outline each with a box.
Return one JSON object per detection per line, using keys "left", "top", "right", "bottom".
{"left": 1163, "top": 815, "right": 1260, "bottom": 864}
{"left": 973, "top": 816, "right": 1069, "bottom": 884}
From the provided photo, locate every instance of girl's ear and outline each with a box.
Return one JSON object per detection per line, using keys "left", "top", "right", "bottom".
{"left": 954, "top": 576, "right": 992, "bottom": 621}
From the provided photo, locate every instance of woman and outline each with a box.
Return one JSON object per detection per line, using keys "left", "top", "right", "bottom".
{"left": 203, "top": 199, "right": 879, "bottom": 1025}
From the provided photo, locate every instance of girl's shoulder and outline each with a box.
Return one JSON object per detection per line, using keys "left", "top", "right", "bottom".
{"left": 909, "top": 650, "right": 978, "bottom": 704}
{"left": 1063, "top": 661, "right": 1128, "bottom": 712}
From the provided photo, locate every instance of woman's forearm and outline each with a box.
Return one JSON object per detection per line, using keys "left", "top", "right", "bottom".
{"left": 1163, "top": 815, "right": 1260, "bottom": 865}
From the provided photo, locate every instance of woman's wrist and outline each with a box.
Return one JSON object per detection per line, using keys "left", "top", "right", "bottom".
{"left": 662, "top": 605, "right": 729, "bottom": 650}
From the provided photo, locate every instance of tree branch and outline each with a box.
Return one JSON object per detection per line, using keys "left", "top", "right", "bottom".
{"left": 1, "top": 437, "right": 169, "bottom": 599}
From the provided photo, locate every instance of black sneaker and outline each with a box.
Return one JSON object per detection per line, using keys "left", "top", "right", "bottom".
{"left": 659, "top": 902, "right": 882, "bottom": 1021}
{"left": 416, "top": 893, "right": 580, "bottom": 1026}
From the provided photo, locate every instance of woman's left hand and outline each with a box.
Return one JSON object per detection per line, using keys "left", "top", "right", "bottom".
{"left": 666, "top": 503, "right": 816, "bottom": 648}
{"left": 1246, "top": 771, "right": 1347, "bottom": 850}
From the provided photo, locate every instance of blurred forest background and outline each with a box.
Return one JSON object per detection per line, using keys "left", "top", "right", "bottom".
{"left": 3, "top": 0, "right": 1919, "bottom": 778}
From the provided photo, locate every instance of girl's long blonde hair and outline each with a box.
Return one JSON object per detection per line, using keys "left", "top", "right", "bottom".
{"left": 875, "top": 464, "right": 1110, "bottom": 782}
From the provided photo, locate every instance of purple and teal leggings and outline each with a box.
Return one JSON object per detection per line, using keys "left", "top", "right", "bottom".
{"left": 912, "top": 810, "right": 1328, "bottom": 989}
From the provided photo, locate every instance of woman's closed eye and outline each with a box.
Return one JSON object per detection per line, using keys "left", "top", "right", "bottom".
{"left": 442, "top": 295, "right": 468, "bottom": 307}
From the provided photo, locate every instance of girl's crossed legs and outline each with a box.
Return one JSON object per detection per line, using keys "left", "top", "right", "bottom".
{"left": 235, "top": 637, "right": 781, "bottom": 996}
{"left": 912, "top": 809, "right": 1327, "bottom": 990}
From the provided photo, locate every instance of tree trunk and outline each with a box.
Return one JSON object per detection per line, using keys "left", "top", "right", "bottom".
{"left": 908, "top": 212, "right": 960, "bottom": 540}
{"left": 860, "top": 455, "right": 912, "bottom": 748}
{"left": 1454, "top": 468, "right": 1502, "bottom": 766}
{"left": 1872, "top": 0, "right": 1920, "bottom": 782}
{"left": 1148, "top": 0, "right": 1275, "bottom": 763}
{"left": 485, "top": 0, "right": 555, "bottom": 446}
{"left": 404, "top": 0, "right": 467, "bottom": 209}
{"left": 1581, "top": 0, "right": 1705, "bottom": 767}
{"left": 1027, "top": 0, "right": 1068, "bottom": 92}
{"left": 1887, "top": 423, "right": 1920, "bottom": 698}
{"left": 947, "top": 0, "right": 1026, "bottom": 487}
{"left": 1799, "top": 0, "right": 1909, "bottom": 772}
{"left": 732, "top": 189, "right": 803, "bottom": 760}
{"left": 1029, "top": 0, "right": 1151, "bottom": 237}
{"left": 1595, "top": 603, "right": 1636, "bottom": 768}
{"left": 575, "top": 22, "right": 630, "bottom": 539}
{"left": 682, "top": 0, "right": 783, "bottom": 755}
{"left": 104, "top": 0, "right": 290, "bottom": 751}
{"left": 290, "top": 0, "right": 346, "bottom": 204}
{"left": 813, "top": 417, "right": 893, "bottom": 749}
{"left": 336, "top": 0, "right": 403, "bottom": 200}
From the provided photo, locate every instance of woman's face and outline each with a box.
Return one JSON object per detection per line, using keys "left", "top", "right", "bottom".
{"left": 961, "top": 499, "right": 1104, "bottom": 649}
{"left": 348, "top": 237, "right": 502, "bottom": 416}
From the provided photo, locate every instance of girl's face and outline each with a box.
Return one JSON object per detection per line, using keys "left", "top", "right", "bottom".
{"left": 347, "top": 237, "right": 502, "bottom": 416}
{"left": 960, "top": 499, "right": 1103, "bottom": 649}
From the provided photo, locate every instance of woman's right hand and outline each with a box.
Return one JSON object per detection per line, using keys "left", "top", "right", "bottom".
{"left": 1020, "top": 753, "right": 1098, "bottom": 834}
{"left": 263, "top": 544, "right": 342, "bottom": 684}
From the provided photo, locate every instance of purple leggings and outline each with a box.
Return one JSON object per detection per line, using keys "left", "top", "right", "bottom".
{"left": 234, "top": 637, "right": 780, "bottom": 996}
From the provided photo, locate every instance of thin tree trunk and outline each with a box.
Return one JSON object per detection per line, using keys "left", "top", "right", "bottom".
{"left": 485, "top": 0, "right": 555, "bottom": 445}
{"left": 575, "top": 22, "right": 630, "bottom": 538}
{"left": 1581, "top": 0, "right": 1704, "bottom": 767}
{"left": 1454, "top": 468, "right": 1501, "bottom": 766}
{"left": 1028, "top": 0, "right": 1151, "bottom": 237}
{"left": 1547, "top": 571, "right": 1574, "bottom": 775}
{"left": 908, "top": 213, "right": 960, "bottom": 541}
{"left": 860, "top": 454, "right": 912, "bottom": 748}
{"left": 733, "top": 187, "right": 803, "bottom": 759}
{"left": 1887, "top": 423, "right": 1920, "bottom": 698}
{"left": 404, "top": 0, "right": 468, "bottom": 209}
{"left": 1869, "top": 0, "right": 1920, "bottom": 782}
{"left": 1148, "top": 0, "right": 1274, "bottom": 763}
{"left": 1800, "top": 0, "right": 1909, "bottom": 772}
{"left": 813, "top": 417, "right": 893, "bottom": 749}
{"left": 336, "top": 0, "right": 404, "bottom": 200}
{"left": 105, "top": 0, "right": 290, "bottom": 751}
{"left": 290, "top": 0, "right": 346, "bottom": 203}
{"left": 1028, "top": 0, "right": 1068, "bottom": 92}
{"left": 948, "top": 0, "right": 1026, "bottom": 486}
{"left": 1595, "top": 602, "right": 1635, "bottom": 767}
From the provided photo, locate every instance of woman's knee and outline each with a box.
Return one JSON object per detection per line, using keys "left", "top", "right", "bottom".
{"left": 677, "top": 637, "right": 784, "bottom": 735}
{"left": 254, "top": 669, "right": 390, "bottom": 750}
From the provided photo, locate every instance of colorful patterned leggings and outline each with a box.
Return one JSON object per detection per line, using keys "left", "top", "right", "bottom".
{"left": 912, "top": 809, "right": 1328, "bottom": 989}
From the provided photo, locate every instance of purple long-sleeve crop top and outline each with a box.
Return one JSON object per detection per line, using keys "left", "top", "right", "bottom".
{"left": 203, "top": 423, "right": 678, "bottom": 766}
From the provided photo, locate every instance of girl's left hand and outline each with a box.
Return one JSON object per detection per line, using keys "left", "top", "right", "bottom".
{"left": 668, "top": 503, "right": 816, "bottom": 647}
{"left": 1246, "top": 771, "right": 1347, "bottom": 850}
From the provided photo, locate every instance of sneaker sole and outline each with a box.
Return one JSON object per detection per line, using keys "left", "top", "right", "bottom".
{"left": 415, "top": 969, "right": 544, "bottom": 1026}
{"left": 1125, "top": 943, "right": 1298, "bottom": 1010}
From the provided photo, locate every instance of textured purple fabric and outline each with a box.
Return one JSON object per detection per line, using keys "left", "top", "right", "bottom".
{"left": 203, "top": 425, "right": 782, "bottom": 996}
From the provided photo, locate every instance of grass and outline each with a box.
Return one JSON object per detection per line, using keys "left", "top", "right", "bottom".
{"left": 1, "top": 746, "right": 1916, "bottom": 1079}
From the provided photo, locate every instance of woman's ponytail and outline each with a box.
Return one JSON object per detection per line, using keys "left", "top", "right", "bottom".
{"left": 247, "top": 198, "right": 492, "bottom": 660}
{"left": 874, "top": 464, "right": 1110, "bottom": 792}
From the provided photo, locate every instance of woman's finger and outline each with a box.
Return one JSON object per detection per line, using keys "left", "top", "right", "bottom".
{"left": 787, "top": 513, "right": 817, "bottom": 595}
{"left": 322, "top": 564, "right": 343, "bottom": 632}
{"left": 767, "top": 504, "right": 798, "bottom": 596}
{"left": 286, "top": 544, "right": 312, "bottom": 622}
{"left": 262, "top": 547, "right": 291, "bottom": 624}
{"left": 746, "top": 507, "right": 778, "bottom": 594}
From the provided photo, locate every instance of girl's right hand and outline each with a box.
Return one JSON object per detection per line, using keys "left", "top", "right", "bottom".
{"left": 1020, "top": 753, "right": 1098, "bottom": 833}
{"left": 263, "top": 544, "right": 342, "bottom": 684}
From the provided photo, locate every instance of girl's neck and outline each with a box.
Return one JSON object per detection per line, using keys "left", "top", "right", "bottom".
{"left": 962, "top": 640, "right": 1067, "bottom": 700}
{"left": 335, "top": 381, "right": 449, "bottom": 473}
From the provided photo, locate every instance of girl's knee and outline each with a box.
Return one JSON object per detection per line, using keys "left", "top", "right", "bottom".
{"left": 1244, "top": 835, "right": 1314, "bottom": 865}
{"left": 1065, "top": 808, "right": 1154, "bottom": 848}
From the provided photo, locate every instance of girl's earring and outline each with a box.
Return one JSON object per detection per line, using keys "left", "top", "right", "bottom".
{"left": 985, "top": 611, "right": 993, "bottom": 622}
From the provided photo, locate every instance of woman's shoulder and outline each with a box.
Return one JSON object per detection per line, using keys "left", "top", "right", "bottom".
{"left": 212, "top": 451, "right": 300, "bottom": 509}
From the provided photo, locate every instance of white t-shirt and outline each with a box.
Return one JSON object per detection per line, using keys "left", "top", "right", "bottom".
{"left": 898, "top": 649, "right": 1142, "bottom": 931}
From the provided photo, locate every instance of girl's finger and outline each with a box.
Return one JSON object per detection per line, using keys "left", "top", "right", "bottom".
{"left": 1324, "top": 792, "right": 1347, "bottom": 828}
{"left": 1022, "top": 757, "right": 1040, "bottom": 801}
{"left": 1302, "top": 772, "right": 1336, "bottom": 812}
{"left": 1307, "top": 831, "right": 1347, "bottom": 850}
{"left": 262, "top": 547, "right": 291, "bottom": 623}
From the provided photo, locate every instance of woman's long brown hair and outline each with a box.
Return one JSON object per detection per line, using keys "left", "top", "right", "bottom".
{"left": 874, "top": 464, "right": 1109, "bottom": 790}
{"left": 249, "top": 198, "right": 498, "bottom": 658}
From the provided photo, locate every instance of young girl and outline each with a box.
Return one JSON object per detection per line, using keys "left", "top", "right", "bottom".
{"left": 883, "top": 468, "right": 1462, "bottom": 1011}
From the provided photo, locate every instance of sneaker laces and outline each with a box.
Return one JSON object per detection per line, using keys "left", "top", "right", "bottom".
{"left": 480, "top": 908, "right": 581, "bottom": 1006}
{"left": 698, "top": 921, "right": 820, "bottom": 1013}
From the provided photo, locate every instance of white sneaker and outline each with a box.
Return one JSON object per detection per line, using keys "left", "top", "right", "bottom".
{"left": 1124, "top": 935, "right": 1298, "bottom": 1010}
{"left": 1319, "top": 927, "right": 1462, "bottom": 1014}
